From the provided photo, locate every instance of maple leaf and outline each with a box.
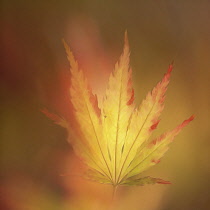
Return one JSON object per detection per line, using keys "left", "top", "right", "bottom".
{"left": 43, "top": 32, "right": 194, "bottom": 187}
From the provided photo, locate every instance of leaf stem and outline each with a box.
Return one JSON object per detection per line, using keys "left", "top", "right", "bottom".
{"left": 112, "top": 185, "right": 118, "bottom": 202}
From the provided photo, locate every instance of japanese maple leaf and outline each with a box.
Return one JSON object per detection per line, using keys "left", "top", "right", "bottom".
{"left": 43, "top": 32, "right": 194, "bottom": 187}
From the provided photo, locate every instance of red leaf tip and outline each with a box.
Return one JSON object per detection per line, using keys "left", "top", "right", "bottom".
{"left": 188, "top": 115, "right": 195, "bottom": 121}
{"left": 157, "top": 179, "right": 172, "bottom": 185}
{"left": 41, "top": 108, "right": 61, "bottom": 124}
{"left": 181, "top": 115, "right": 195, "bottom": 128}
{"left": 168, "top": 63, "right": 173, "bottom": 73}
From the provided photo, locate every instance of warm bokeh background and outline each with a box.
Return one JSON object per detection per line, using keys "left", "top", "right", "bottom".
{"left": 1, "top": 0, "right": 209, "bottom": 209}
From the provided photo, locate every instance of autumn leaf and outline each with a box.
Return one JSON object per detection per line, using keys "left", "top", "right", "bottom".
{"left": 43, "top": 32, "right": 194, "bottom": 187}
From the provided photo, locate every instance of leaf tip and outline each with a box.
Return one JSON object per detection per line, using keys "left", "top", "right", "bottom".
{"left": 124, "top": 30, "right": 128, "bottom": 42}
{"left": 62, "top": 38, "right": 68, "bottom": 51}
{"left": 189, "top": 115, "right": 195, "bottom": 121}
{"left": 167, "top": 62, "right": 173, "bottom": 74}
{"left": 181, "top": 115, "right": 195, "bottom": 128}
{"left": 41, "top": 108, "right": 66, "bottom": 127}
{"left": 157, "top": 179, "right": 172, "bottom": 185}
{"left": 124, "top": 30, "right": 129, "bottom": 50}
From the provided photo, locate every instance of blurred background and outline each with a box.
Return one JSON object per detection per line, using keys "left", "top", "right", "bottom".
{"left": 1, "top": 0, "right": 209, "bottom": 209}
